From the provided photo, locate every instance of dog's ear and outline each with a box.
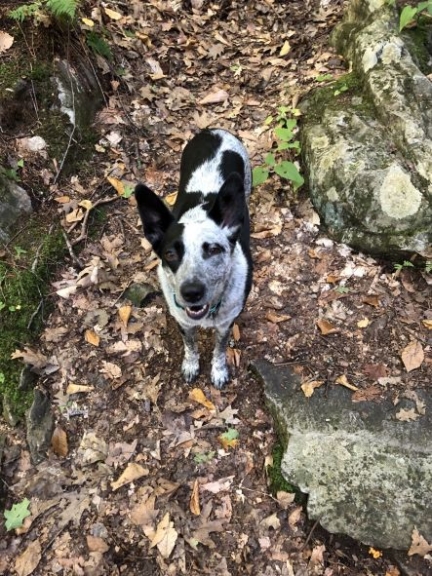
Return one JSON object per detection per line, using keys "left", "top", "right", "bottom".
{"left": 208, "top": 174, "right": 245, "bottom": 236}
{"left": 135, "top": 184, "right": 174, "bottom": 254}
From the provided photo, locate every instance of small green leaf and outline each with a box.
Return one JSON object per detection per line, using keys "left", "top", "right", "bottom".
{"left": 16, "top": 159, "right": 24, "bottom": 168}
{"left": 316, "top": 73, "right": 333, "bottom": 82}
{"left": 277, "top": 140, "right": 301, "bottom": 151}
{"left": 252, "top": 166, "right": 269, "bottom": 186}
{"left": 220, "top": 428, "right": 239, "bottom": 442}
{"left": 264, "top": 152, "right": 276, "bottom": 166}
{"left": 122, "top": 185, "right": 134, "bottom": 199}
{"left": 264, "top": 115, "right": 274, "bottom": 125}
{"left": 399, "top": 6, "right": 418, "bottom": 31}
{"left": 4, "top": 498, "right": 31, "bottom": 531}
{"left": 274, "top": 161, "right": 304, "bottom": 189}
{"left": 193, "top": 451, "right": 216, "bottom": 464}
{"left": 274, "top": 126, "right": 294, "bottom": 142}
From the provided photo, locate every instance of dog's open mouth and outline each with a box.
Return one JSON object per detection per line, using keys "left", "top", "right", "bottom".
{"left": 185, "top": 304, "right": 209, "bottom": 320}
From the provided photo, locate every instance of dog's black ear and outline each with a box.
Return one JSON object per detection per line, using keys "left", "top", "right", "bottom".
{"left": 208, "top": 173, "right": 245, "bottom": 235}
{"left": 135, "top": 184, "right": 174, "bottom": 254}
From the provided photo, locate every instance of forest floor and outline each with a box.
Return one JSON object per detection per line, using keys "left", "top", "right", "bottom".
{"left": 1, "top": 1, "right": 432, "bottom": 575}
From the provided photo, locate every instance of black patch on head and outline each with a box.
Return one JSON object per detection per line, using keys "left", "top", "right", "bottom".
{"left": 207, "top": 173, "right": 245, "bottom": 238}
{"left": 135, "top": 184, "right": 174, "bottom": 255}
{"left": 179, "top": 130, "right": 223, "bottom": 193}
{"left": 172, "top": 192, "right": 205, "bottom": 220}
{"left": 220, "top": 151, "right": 245, "bottom": 183}
{"left": 159, "top": 222, "right": 185, "bottom": 272}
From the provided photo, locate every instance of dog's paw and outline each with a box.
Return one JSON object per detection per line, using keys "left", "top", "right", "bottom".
{"left": 182, "top": 356, "right": 200, "bottom": 383}
{"left": 211, "top": 362, "right": 230, "bottom": 389}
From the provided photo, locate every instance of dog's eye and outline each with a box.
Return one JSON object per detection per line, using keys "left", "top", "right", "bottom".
{"left": 204, "top": 243, "right": 224, "bottom": 257}
{"left": 164, "top": 249, "right": 177, "bottom": 262}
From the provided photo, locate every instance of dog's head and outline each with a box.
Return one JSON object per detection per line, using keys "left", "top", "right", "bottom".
{"left": 135, "top": 174, "right": 246, "bottom": 321}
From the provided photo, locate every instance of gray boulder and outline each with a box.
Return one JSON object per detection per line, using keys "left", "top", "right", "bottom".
{"left": 253, "top": 359, "right": 432, "bottom": 550}
{"left": 302, "top": 0, "right": 432, "bottom": 257}
{"left": 0, "top": 174, "right": 33, "bottom": 243}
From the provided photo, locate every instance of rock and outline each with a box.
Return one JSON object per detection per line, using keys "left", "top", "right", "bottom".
{"left": 26, "top": 389, "right": 54, "bottom": 465}
{"left": 124, "top": 282, "right": 159, "bottom": 307}
{"left": 302, "top": 0, "right": 432, "bottom": 257}
{"left": 0, "top": 173, "right": 33, "bottom": 243}
{"left": 252, "top": 359, "right": 432, "bottom": 550}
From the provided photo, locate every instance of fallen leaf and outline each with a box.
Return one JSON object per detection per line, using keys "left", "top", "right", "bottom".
{"left": 316, "top": 318, "right": 339, "bottom": 335}
{"left": 422, "top": 319, "right": 432, "bottom": 329}
{"left": 201, "top": 476, "right": 234, "bottom": 494}
{"left": 395, "top": 408, "right": 420, "bottom": 422}
{"left": 335, "top": 374, "right": 358, "bottom": 392}
{"left": 104, "top": 7, "right": 122, "bottom": 20}
{"left": 189, "top": 388, "right": 215, "bottom": 411}
{"left": 218, "top": 428, "right": 239, "bottom": 450}
{"left": 309, "top": 544, "right": 326, "bottom": 567}
{"left": 352, "top": 385, "right": 382, "bottom": 403}
{"left": 190, "top": 479, "right": 201, "bottom": 516}
{"left": 369, "top": 547, "right": 382, "bottom": 559}
{"left": 401, "top": 340, "right": 424, "bottom": 372}
{"left": 14, "top": 539, "right": 41, "bottom": 576}
{"left": 279, "top": 40, "right": 291, "bottom": 56}
{"left": 0, "top": 31, "right": 14, "bottom": 54}
{"left": 66, "top": 383, "right": 94, "bottom": 394}
{"left": 357, "top": 317, "right": 370, "bottom": 328}
{"left": 362, "top": 363, "right": 387, "bottom": 380}
{"left": 151, "top": 513, "right": 178, "bottom": 559}
{"left": 199, "top": 88, "right": 229, "bottom": 105}
{"left": 118, "top": 305, "right": 132, "bottom": 327}
{"left": 300, "top": 380, "right": 324, "bottom": 398}
{"left": 363, "top": 295, "right": 381, "bottom": 307}
{"left": 107, "top": 176, "right": 125, "bottom": 195}
{"left": 87, "top": 535, "right": 109, "bottom": 553}
{"left": 165, "top": 192, "right": 178, "bottom": 206}
{"left": 266, "top": 311, "right": 291, "bottom": 323}
{"left": 111, "top": 462, "right": 150, "bottom": 491}
{"left": 276, "top": 491, "right": 295, "bottom": 509}
{"left": 51, "top": 426, "right": 68, "bottom": 457}
{"left": 85, "top": 329, "right": 100, "bottom": 346}
{"left": 408, "top": 528, "right": 432, "bottom": 556}
{"left": 100, "top": 361, "right": 122, "bottom": 380}
{"left": 78, "top": 199, "right": 93, "bottom": 210}
{"left": 260, "top": 513, "right": 280, "bottom": 530}
{"left": 232, "top": 323, "right": 240, "bottom": 341}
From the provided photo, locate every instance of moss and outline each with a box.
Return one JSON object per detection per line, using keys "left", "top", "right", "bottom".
{"left": 402, "top": 20, "right": 432, "bottom": 75}
{"left": 0, "top": 224, "right": 65, "bottom": 421}
{"left": 267, "top": 442, "right": 295, "bottom": 495}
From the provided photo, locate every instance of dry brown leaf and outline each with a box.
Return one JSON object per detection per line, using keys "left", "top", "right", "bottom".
{"left": 104, "top": 7, "right": 122, "bottom": 20}
{"left": 395, "top": 408, "right": 420, "bottom": 422}
{"left": 87, "top": 535, "right": 109, "bottom": 553}
{"left": 51, "top": 426, "right": 68, "bottom": 457}
{"left": 301, "top": 380, "right": 324, "bottom": 398}
{"left": 276, "top": 491, "right": 295, "bottom": 509}
{"left": 107, "top": 176, "right": 125, "bottom": 195}
{"left": 260, "top": 513, "right": 280, "bottom": 530}
{"left": 362, "top": 363, "right": 388, "bottom": 380}
{"left": 357, "top": 317, "right": 370, "bottom": 328}
{"left": 65, "top": 207, "right": 85, "bottom": 223}
{"left": 335, "top": 374, "right": 358, "bottom": 391}
{"left": 66, "top": 383, "right": 94, "bottom": 394}
{"left": 130, "top": 495, "right": 158, "bottom": 537}
{"left": 422, "top": 319, "right": 432, "bottom": 330}
{"left": 118, "top": 305, "right": 132, "bottom": 327}
{"left": 189, "top": 388, "right": 215, "bottom": 411}
{"left": 100, "top": 361, "right": 122, "bottom": 380}
{"left": 363, "top": 295, "right": 381, "bottom": 307}
{"left": 199, "top": 88, "right": 229, "bottom": 105}
{"left": 0, "top": 31, "right": 14, "bottom": 54}
{"left": 190, "top": 479, "right": 201, "bottom": 516}
{"left": 111, "top": 462, "right": 149, "bottom": 491}
{"left": 352, "top": 385, "right": 382, "bottom": 403}
{"left": 14, "top": 539, "right": 41, "bottom": 576}
{"left": 266, "top": 311, "right": 291, "bottom": 323}
{"left": 150, "top": 513, "right": 178, "bottom": 558}
{"left": 368, "top": 547, "right": 382, "bottom": 559}
{"left": 401, "top": 340, "right": 424, "bottom": 372}
{"left": 279, "top": 40, "right": 291, "bottom": 56}
{"left": 201, "top": 476, "right": 234, "bottom": 494}
{"left": 408, "top": 528, "right": 432, "bottom": 556}
{"left": 85, "top": 329, "right": 100, "bottom": 346}
{"left": 316, "top": 318, "right": 339, "bottom": 335}
{"left": 11, "top": 347, "right": 48, "bottom": 370}
{"left": 165, "top": 192, "right": 178, "bottom": 206}
{"left": 232, "top": 323, "right": 240, "bottom": 341}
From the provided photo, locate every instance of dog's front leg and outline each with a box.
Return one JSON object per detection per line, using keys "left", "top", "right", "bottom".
{"left": 211, "top": 324, "right": 232, "bottom": 389}
{"left": 179, "top": 326, "right": 200, "bottom": 383}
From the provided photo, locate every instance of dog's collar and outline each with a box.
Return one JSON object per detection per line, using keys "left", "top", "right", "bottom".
{"left": 173, "top": 294, "right": 222, "bottom": 318}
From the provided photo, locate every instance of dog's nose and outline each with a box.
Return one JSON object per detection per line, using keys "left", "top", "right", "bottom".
{"left": 180, "top": 281, "right": 205, "bottom": 304}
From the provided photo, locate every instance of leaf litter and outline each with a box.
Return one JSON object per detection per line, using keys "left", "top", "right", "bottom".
{"left": 1, "top": 0, "right": 431, "bottom": 575}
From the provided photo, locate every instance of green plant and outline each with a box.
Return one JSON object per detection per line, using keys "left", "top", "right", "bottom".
{"left": 394, "top": 260, "right": 415, "bottom": 271}
{"left": 253, "top": 106, "right": 304, "bottom": 190}
{"left": 9, "top": 0, "right": 80, "bottom": 23}
{"left": 426, "top": 260, "right": 432, "bottom": 273}
{"left": 398, "top": 1, "right": 432, "bottom": 31}
{"left": 86, "top": 31, "right": 113, "bottom": 60}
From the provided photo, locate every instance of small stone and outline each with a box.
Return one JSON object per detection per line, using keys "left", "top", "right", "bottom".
{"left": 26, "top": 389, "right": 54, "bottom": 464}
{"left": 124, "top": 282, "right": 158, "bottom": 307}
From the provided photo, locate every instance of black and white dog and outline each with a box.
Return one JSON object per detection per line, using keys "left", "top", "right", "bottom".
{"left": 135, "top": 129, "right": 252, "bottom": 388}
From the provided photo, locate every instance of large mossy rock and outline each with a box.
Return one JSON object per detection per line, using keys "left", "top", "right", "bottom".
{"left": 253, "top": 360, "right": 432, "bottom": 550}
{"left": 302, "top": 0, "right": 432, "bottom": 257}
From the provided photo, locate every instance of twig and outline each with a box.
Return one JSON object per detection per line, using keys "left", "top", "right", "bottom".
{"left": 27, "top": 299, "right": 43, "bottom": 330}
{"left": 70, "top": 196, "right": 118, "bottom": 246}
{"left": 53, "top": 54, "right": 76, "bottom": 185}
{"left": 302, "top": 518, "right": 320, "bottom": 550}
{"left": 62, "top": 230, "right": 82, "bottom": 268}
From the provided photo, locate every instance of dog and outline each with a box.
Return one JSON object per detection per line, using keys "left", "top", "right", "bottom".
{"left": 135, "top": 128, "right": 253, "bottom": 388}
